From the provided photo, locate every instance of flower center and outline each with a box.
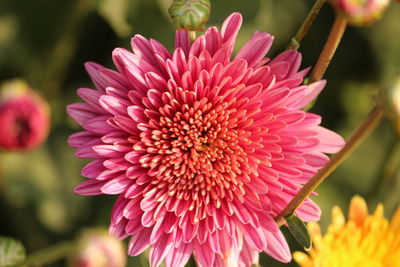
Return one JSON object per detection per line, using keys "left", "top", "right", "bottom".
{"left": 139, "top": 98, "right": 249, "bottom": 203}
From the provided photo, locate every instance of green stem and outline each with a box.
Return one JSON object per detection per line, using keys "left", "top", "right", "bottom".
{"left": 275, "top": 105, "right": 384, "bottom": 226}
{"left": 23, "top": 241, "right": 75, "bottom": 266}
{"left": 287, "top": 0, "right": 326, "bottom": 50}
{"left": 309, "top": 15, "right": 347, "bottom": 83}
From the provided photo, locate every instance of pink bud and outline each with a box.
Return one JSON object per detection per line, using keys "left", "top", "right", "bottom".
{"left": 69, "top": 229, "right": 126, "bottom": 267}
{"left": 0, "top": 80, "right": 50, "bottom": 151}
{"left": 330, "top": 0, "right": 390, "bottom": 26}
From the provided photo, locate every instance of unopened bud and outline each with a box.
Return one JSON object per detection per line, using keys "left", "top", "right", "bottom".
{"left": 0, "top": 79, "right": 50, "bottom": 151}
{"left": 378, "top": 74, "right": 400, "bottom": 134}
{"left": 330, "top": 0, "right": 390, "bottom": 26}
{"left": 168, "top": 0, "right": 211, "bottom": 31}
{"left": 69, "top": 229, "right": 126, "bottom": 267}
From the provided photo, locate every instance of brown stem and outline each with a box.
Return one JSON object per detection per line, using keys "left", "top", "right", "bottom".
{"left": 287, "top": 0, "right": 326, "bottom": 50}
{"left": 275, "top": 105, "right": 384, "bottom": 226}
{"left": 309, "top": 16, "right": 347, "bottom": 83}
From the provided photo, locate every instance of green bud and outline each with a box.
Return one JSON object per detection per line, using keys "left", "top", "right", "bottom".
{"left": 378, "top": 74, "right": 400, "bottom": 134}
{"left": 168, "top": 0, "right": 211, "bottom": 31}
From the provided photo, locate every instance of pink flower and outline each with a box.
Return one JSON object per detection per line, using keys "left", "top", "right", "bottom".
{"left": 0, "top": 80, "right": 50, "bottom": 151}
{"left": 68, "top": 13, "right": 344, "bottom": 267}
{"left": 330, "top": 0, "right": 389, "bottom": 26}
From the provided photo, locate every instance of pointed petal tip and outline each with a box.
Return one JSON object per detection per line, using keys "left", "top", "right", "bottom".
{"left": 226, "top": 12, "right": 243, "bottom": 23}
{"left": 221, "top": 12, "right": 243, "bottom": 41}
{"left": 73, "top": 180, "right": 103, "bottom": 196}
{"left": 84, "top": 61, "right": 103, "bottom": 75}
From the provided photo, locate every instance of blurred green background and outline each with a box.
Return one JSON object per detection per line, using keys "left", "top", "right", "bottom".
{"left": 1, "top": 0, "right": 400, "bottom": 266}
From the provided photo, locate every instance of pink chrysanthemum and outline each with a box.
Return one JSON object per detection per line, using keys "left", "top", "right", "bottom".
{"left": 67, "top": 13, "right": 344, "bottom": 267}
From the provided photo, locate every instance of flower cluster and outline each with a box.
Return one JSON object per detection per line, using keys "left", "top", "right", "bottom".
{"left": 68, "top": 13, "right": 344, "bottom": 267}
{"left": 294, "top": 196, "right": 400, "bottom": 266}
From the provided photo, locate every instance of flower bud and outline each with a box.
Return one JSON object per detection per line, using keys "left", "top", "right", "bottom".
{"left": 330, "top": 0, "right": 390, "bottom": 26}
{"left": 168, "top": 0, "right": 211, "bottom": 31}
{"left": 0, "top": 80, "right": 50, "bottom": 151}
{"left": 378, "top": 74, "right": 400, "bottom": 134}
{"left": 69, "top": 229, "right": 126, "bottom": 267}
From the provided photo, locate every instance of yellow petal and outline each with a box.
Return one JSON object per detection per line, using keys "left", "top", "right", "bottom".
{"left": 293, "top": 251, "right": 314, "bottom": 267}
{"left": 307, "top": 222, "right": 323, "bottom": 250}
{"left": 373, "top": 203, "right": 384, "bottom": 218}
{"left": 348, "top": 195, "right": 368, "bottom": 226}
{"left": 331, "top": 206, "right": 345, "bottom": 230}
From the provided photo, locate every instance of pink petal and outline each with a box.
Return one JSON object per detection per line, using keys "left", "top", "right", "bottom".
{"left": 67, "top": 103, "right": 96, "bottom": 126}
{"left": 221, "top": 12, "right": 243, "bottom": 56}
{"left": 131, "top": 34, "right": 159, "bottom": 68}
{"left": 239, "top": 241, "right": 259, "bottom": 267}
{"left": 295, "top": 197, "right": 321, "bottom": 222}
{"left": 236, "top": 32, "right": 273, "bottom": 68}
{"left": 74, "top": 179, "right": 104, "bottom": 196}
{"left": 175, "top": 30, "right": 190, "bottom": 57}
{"left": 84, "top": 62, "right": 108, "bottom": 91}
{"left": 68, "top": 131, "right": 96, "bottom": 148}
{"left": 268, "top": 50, "right": 302, "bottom": 76}
{"left": 149, "top": 234, "right": 174, "bottom": 267}
{"left": 314, "top": 126, "right": 345, "bottom": 153}
{"left": 240, "top": 225, "right": 267, "bottom": 252}
{"left": 288, "top": 80, "right": 326, "bottom": 109}
{"left": 264, "top": 229, "right": 291, "bottom": 263}
{"left": 128, "top": 228, "right": 152, "bottom": 256}
{"left": 101, "top": 175, "right": 131, "bottom": 194}
{"left": 81, "top": 159, "right": 105, "bottom": 178}
{"left": 193, "top": 240, "right": 215, "bottom": 267}
{"left": 77, "top": 88, "right": 105, "bottom": 113}
{"left": 165, "top": 244, "right": 192, "bottom": 267}
{"left": 83, "top": 115, "right": 115, "bottom": 135}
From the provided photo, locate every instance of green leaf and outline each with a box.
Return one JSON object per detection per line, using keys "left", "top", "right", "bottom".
{"left": 0, "top": 237, "right": 26, "bottom": 267}
{"left": 285, "top": 214, "right": 312, "bottom": 249}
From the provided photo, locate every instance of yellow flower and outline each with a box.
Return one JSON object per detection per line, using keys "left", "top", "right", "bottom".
{"left": 294, "top": 196, "right": 400, "bottom": 267}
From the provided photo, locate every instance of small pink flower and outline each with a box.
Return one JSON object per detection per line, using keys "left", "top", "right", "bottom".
{"left": 69, "top": 229, "right": 126, "bottom": 267}
{"left": 330, "top": 0, "right": 390, "bottom": 26}
{"left": 0, "top": 80, "right": 50, "bottom": 151}
{"left": 68, "top": 13, "right": 344, "bottom": 267}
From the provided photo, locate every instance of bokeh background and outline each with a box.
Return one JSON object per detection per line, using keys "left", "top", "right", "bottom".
{"left": 1, "top": 0, "right": 400, "bottom": 266}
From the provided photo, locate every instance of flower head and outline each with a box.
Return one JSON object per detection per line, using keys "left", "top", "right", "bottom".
{"left": 67, "top": 13, "right": 344, "bottom": 267}
{"left": 69, "top": 229, "right": 126, "bottom": 267}
{"left": 294, "top": 196, "right": 400, "bottom": 266}
{"left": 0, "top": 79, "right": 50, "bottom": 151}
{"left": 330, "top": 0, "right": 390, "bottom": 26}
